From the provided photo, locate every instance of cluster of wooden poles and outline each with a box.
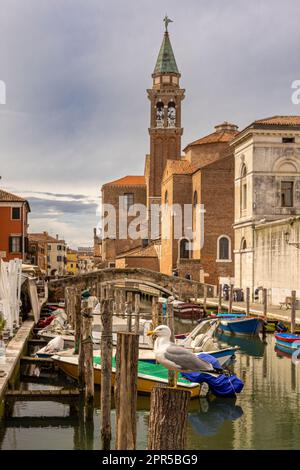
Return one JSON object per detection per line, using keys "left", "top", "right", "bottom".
{"left": 64, "top": 285, "right": 191, "bottom": 450}
{"left": 216, "top": 284, "right": 297, "bottom": 332}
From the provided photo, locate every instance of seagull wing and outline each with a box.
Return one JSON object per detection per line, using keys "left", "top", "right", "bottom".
{"left": 164, "top": 344, "right": 214, "bottom": 372}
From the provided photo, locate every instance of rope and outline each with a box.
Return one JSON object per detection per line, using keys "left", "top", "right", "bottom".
{"left": 81, "top": 335, "right": 93, "bottom": 345}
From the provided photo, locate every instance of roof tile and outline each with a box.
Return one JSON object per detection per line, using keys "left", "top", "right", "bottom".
{"left": 104, "top": 175, "right": 146, "bottom": 187}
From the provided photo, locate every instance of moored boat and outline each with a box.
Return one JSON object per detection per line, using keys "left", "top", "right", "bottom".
{"left": 52, "top": 354, "right": 202, "bottom": 398}
{"left": 173, "top": 302, "right": 204, "bottom": 321}
{"left": 274, "top": 332, "right": 300, "bottom": 352}
{"left": 217, "top": 316, "right": 264, "bottom": 337}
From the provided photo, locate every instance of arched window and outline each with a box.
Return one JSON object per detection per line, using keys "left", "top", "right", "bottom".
{"left": 179, "top": 238, "right": 190, "bottom": 259}
{"left": 241, "top": 164, "right": 247, "bottom": 212}
{"left": 156, "top": 102, "right": 164, "bottom": 128}
{"left": 167, "top": 101, "right": 176, "bottom": 127}
{"left": 193, "top": 190, "right": 198, "bottom": 208}
{"left": 241, "top": 238, "right": 247, "bottom": 250}
{"left": 217, "top": 235, "right": 231, "bottom": 261}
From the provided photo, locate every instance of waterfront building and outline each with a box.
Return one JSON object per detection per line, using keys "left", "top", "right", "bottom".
{"left": 232, "top": 116, "right": 300, "bottom": 303}
{"left": 66, "top": 249, "right": 78, "bottom": 275}
{"left": 28, "top": 231, "right": 67, "bottom": 276}
{"left": 0, "top": 189, "right": 30, "bottom": 262}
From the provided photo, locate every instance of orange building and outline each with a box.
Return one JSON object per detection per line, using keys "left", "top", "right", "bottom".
{"left": 0, "top": 189, "right": 31, "bottom": 262}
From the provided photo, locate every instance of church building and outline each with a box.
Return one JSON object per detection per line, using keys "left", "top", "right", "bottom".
{"left": 101, "top": 18, "right": 237, "bottom": 285}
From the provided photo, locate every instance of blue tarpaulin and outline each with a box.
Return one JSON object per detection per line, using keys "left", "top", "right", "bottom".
{"left": 181, "top": 353, "right": 244, "bottom": 397}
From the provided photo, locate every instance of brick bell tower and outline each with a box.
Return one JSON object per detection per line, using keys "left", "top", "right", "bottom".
{"left": 147, "top": 17, "right": 185, "bottom": 204}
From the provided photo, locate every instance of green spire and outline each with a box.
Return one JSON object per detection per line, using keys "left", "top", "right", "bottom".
{"left": 153, "top": 30, "right": 179, "bottom": 75}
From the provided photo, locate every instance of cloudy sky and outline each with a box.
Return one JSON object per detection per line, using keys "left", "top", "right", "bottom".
{"left": 1, "top": 0, "right": 299, "bottom": 248}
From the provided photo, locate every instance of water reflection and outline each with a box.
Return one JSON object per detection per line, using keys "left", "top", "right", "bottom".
{"left": 216, "top": 332, "right": 266, "bottom": 357}
{"left": 1, "top": 334, "right": 299, "bottom": 450}
{"left": 189, "top": 398, "right": 243, "bottom": 437}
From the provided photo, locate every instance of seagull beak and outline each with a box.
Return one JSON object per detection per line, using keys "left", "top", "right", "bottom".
{"left": 147, "top": 330, "right": 155, "bottom": 336}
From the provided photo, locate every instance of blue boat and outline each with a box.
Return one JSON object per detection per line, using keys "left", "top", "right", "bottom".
{"left": 216, "top": 313, "right": 246, "bottom": 319}
{"left": 217, "top": 316, "right": 264, "bottom": 337}
{"left": 274, "top": 333, "right": 300, "bottom": 352}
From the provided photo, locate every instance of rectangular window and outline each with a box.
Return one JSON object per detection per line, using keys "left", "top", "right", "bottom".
{"left": 123, "top": 193, "right": 134, "bottom": 210}
{"left": 9, "top": 236, "right": 22, "bottom": 253}
{"left": 12, "top": 207, "right": 21, "bottom": 220}
{"left": 281, "top": 181, "right": 294, "bottom": 207}
{"left": 57, "top": 245, "right": 61, "bottom": 251}
{"left": 242, "top": 184, "right": 247, "bottom": 210}
{"left": 48, "top": 245, "right": 51, "bottom": 250}
{"left": 57, "top": 256, "right": 62, "bottom": 262}
{"left": 282, "top": 137, "right": 295, "bottom": 144}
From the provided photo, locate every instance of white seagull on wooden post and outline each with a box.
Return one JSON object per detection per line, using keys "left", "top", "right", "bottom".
{"left": 147, "top": 325, "right": 215, "bottom": 387}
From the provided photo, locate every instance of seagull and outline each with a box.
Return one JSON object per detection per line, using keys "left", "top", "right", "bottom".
{"left": 147, "top": 325, "right": 216, "bottom": 387}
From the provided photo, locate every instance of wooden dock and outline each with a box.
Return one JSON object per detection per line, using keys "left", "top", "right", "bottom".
{"left": 20, "top": 356, "right": 54, "bottom": 366}
{"left": 0, "top": 320, "right": 35, "bottom": 405}
{"left": 5, "top": 389, "right": 80, "bottom": 402}
{"left": 198, "top": 297, "right": 300, "bottom": 324}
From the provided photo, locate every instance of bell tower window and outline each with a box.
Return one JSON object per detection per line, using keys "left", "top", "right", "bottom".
{"left": 167, "top": 101, "right": 176, "bottom": 128}
{"left": 156, "top": 102, "right": 164, "bottom": 128}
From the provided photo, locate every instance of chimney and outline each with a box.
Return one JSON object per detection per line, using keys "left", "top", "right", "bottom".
{"left": 215, "top": 122, "right": 238, "bottom": 133}
{"left": 56, "top": 234, "right": 59, "bottom": 240}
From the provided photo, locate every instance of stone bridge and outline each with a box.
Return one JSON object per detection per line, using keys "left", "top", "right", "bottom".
{"left": 49, "top": 267, "right": 216, "bottom": 301}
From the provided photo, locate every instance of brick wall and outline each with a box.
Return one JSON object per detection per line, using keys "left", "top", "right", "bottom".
{"left": 102, "top": 183, "right": 147, "bottom": 264}
{"left": 200, "top": 154, "right": 234, "bottom": 285}
{"left": 116, "top": 256, "right": 159, "bottom": 271}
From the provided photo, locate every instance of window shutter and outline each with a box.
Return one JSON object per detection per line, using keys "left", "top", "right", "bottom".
{"left": 24, "top": 237, "right": 28, "bottom": 253}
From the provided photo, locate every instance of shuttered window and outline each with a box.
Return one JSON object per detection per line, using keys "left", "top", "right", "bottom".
{"left": 9, "top": 236, "right": 22, "bottom": 253}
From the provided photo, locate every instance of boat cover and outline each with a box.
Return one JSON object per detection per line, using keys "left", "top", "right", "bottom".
{"left": 181, "top": 353, "right": 244, "bottom": 397}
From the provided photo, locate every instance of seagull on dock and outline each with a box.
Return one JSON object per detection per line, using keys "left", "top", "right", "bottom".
{"left": 147, "top": 325, "right": 216, "bottom": 387}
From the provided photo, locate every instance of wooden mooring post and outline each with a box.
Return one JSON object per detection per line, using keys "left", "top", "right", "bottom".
{"left": 167, "top": 302, "right": 175, "bottom": 387}
{"left": 82, "top": 303, "right": 94, "bottom": 409}
{"left": 228, "top": 284, "right": 234, "bottom": 313}
{"left": 65, "top": 286, "right": 73, "bottom": 327}
{"left": 148, "top": 386, "right": 190, "bottom": 450}
{"left": 263, "top": 288, "right": 268, "bottom": 319}
{"left": 203, "top": 284, "right": 207, "bottom": 312}
{"left": 115, "top": 332, "right": 139, "bottom": 450}
{"left": 246, "top": 287, "right": 250, "bottom": 316}
{"left": 291, "top": 290, "right": 296, "bottom": 334}
{"left": 78, "top": 299, "right": 88, "bottom": 391}
{"left": 126, "top": 292, "right": 133, "bottom": 332}
{"left": 151, "top": 296, "right": 158, "bottom": 329}
{"left": 134, "top": 293, "right": 140, "bottom": 334}
{"left": 74, "top": 289, "right": 82, "bottom": 354}
{"left": 99, "top": 298, "right": 113, "bottom": 450}
{"left": 218, "top": 284, "right": 222, "bottom": 313}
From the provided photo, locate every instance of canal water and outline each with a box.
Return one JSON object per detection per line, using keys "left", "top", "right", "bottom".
{"left": 0, "top": 331, "right": 299, "bottom": 450}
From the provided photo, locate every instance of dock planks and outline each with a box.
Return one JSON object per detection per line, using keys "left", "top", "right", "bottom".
{"left": 0, "top": 320, "right": 35, "bottom": 404}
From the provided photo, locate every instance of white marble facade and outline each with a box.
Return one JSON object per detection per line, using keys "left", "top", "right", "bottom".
{"left": 232, "top": 121, "right": 300, "bottom": 303}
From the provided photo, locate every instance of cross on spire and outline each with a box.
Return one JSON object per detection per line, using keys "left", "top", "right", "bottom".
{"left": 163, "top": 15, "right": 173, "bottom": 32}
